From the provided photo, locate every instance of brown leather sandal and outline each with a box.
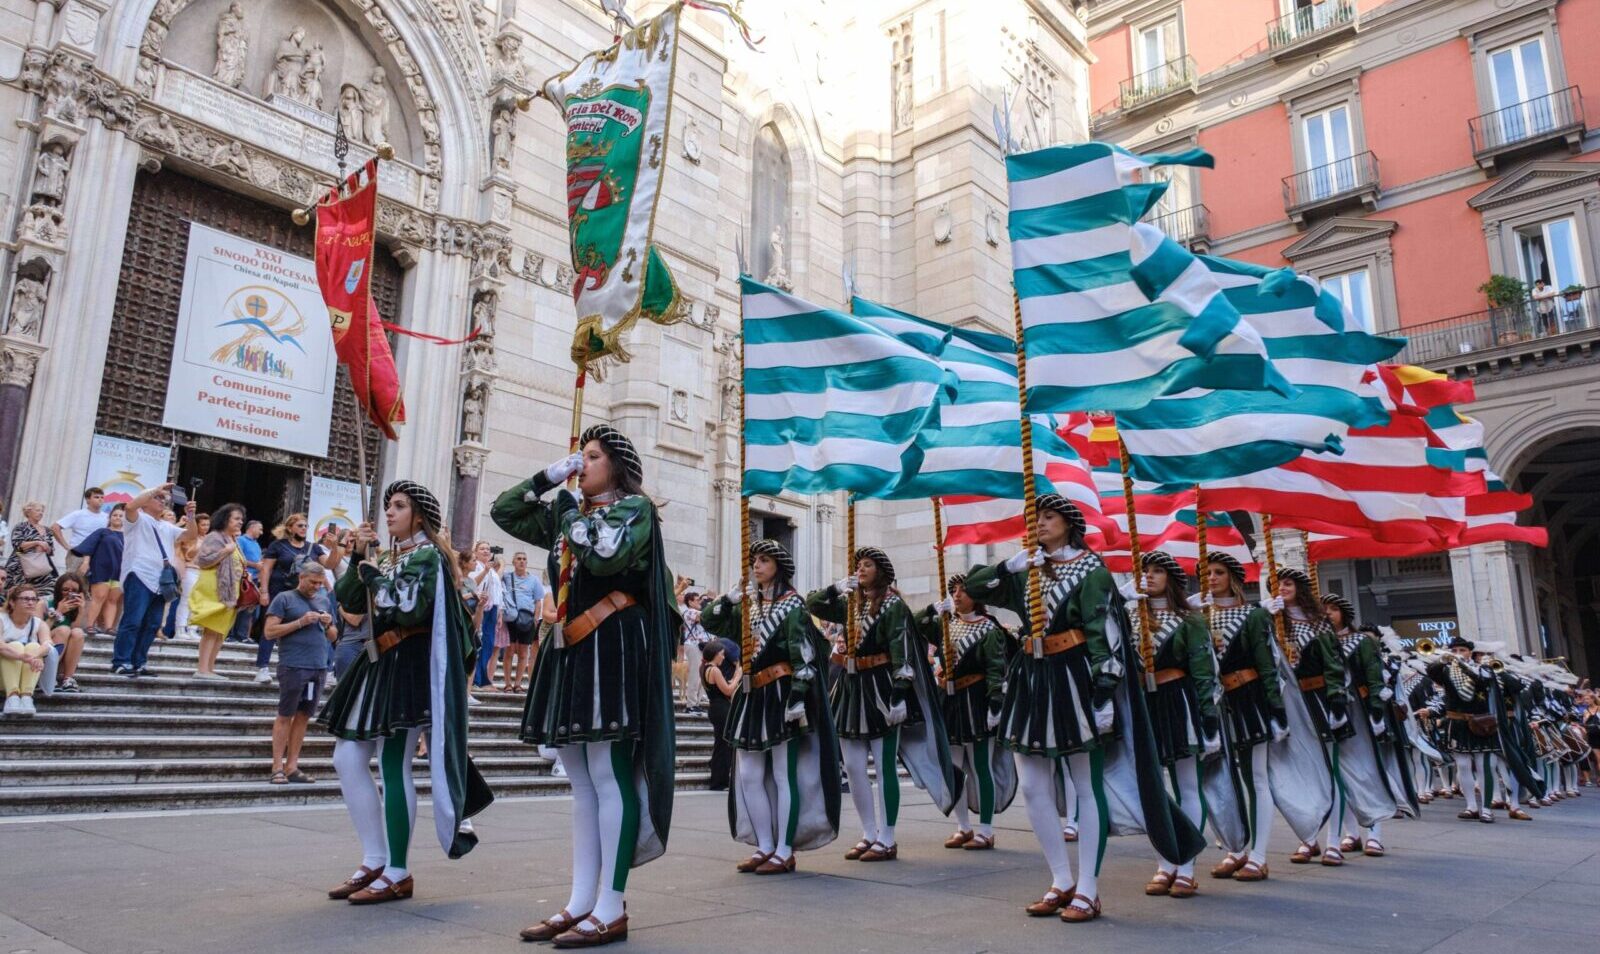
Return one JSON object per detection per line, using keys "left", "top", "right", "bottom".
{"left": 1210, "top": 854, "right": 1244, "bottom": 879}
{"left": 552, "top": 914, "right": 629, "bottom": 949}
{"left": 754, "top": 855, "right": 796, "bottom": 875}
{"left": 844, "top": 838, "right": 873, "bottom": 860}
{"left": 521, "top": 909, "right": 591, "bottom": 943}
{"left": 1233, "top": 860, "right": 1268, "bottom": 882}
{"left": 857, "top": 842, "right": 897, "bottom": 862}
{"left": 735, "top": 851, "right": 773, "bottom": 873}
{"left": 1168, "top": 875, "right": 1198, "bottom": 899}
{"left": 945, "top": 829, "right": 975, "bottom": 849}
{"left": 1144, "top": 870, "right": 1174, "bottom": 896}
{"left": 328, "top": 865, "right": 384, "bottom": 900}
{"left": 347, "top": 874, "right": 413, "bottom": 904}
{"left": 1289, "top": 842, "right": 1319, "bottom": 864}
{"left": 1338, "top": 835, "right": 1359, "bottom": 853}
{"left": 1061, "top": 825, "right": 1079, "bottom": 843}
{"left": 1320, "top": 847, "right": 1344, "bottom": 867}
{"left": 1025, "top": 885, "right": 1073, "bottom": 917}
{"left": 962, "top": 833, "right": 995, "bottom": 850}
{"left": 1508, "top": 808, "right": 1532, "bottom": 821}
{"left": 1058, "top": 894, "right": 1101, "bottom": 923}
{"left": 1457, "top": 808, "right": 1478, "bottom": 819}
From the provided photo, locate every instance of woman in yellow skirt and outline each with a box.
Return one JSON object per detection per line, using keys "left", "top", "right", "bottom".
{"left": 189, "top": 503, "right": 247, "bottom": 681}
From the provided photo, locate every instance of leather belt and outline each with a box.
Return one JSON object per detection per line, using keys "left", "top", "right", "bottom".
{"left": 1446, "top": 711, "right": 1487, "bottom": 721}
{"left": 1021, "top": 628, "right": 1085, "bottom": 657}
{"left": 1152, "top": 667, "right": 1186, "bottom": 687}
{"left": 751, "top": 662, "right": 793, "bottom": 690}
{"left": 830, "top": 651, "right": 890, "bottom": 671}
{"left": 565, "top": 591, "right": 636, "bottom": 645}
{"left": 1219, "top": 668, "right": 1259, "bottom": 692}
{"left": 370, "top": 625, "right": 428, "bottom": 660}
{"left": 1355, "top": 684, "right": 1370, "bottom": 699}
{"left": 1298, "top": 675, "right": 1327, "bottom": 692}
{"left": 949, "top": 673, "right": 984, "bottom": 691}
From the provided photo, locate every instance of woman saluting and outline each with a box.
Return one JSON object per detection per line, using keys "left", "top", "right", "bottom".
{"left": 492, "top": 425, "right": 678, "bottom": 948}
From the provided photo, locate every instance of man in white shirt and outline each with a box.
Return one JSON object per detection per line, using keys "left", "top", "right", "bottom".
{"left": 52, "top": 487, "right": 108, "bottom": 575}
{"left": 111, "top": 483, "right": 198, "bottom": 677}
{"left": 469, "top": 542, "right": 503, "bottom": 689}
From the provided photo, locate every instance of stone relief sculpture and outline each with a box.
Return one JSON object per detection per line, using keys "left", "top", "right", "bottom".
{"left": 6, "top": 277, "right": 47, "bottom": 339}
{"left": 302, "top": 43, "right": 326, "bottom": 111}
{"left": 213, "top": 3, "right": 248, "bottom": 88}
{"left": 471, "top": 295, "right": 496, "bottom": 340}
{"left": 337, "top": 84, "right": 364, "bottom": 138}
{"left": 764, "top": 225, "right": 791, "bottom": 290}
{"left": 43, "top": 53, "right": 82, "bottom": 125}
{"left": 210, "top": 139, "right": 253, "bottom": 179}
{"left": 31, "top": 144, "right": 70, "bottom": 205}
{"left": 461, "top": 384, "right": 486, "bottom": 442}
{"left": 264, "top": 26, "right": 308, "bottom": 100}
{"left": 491, "top": 33, "right": 527, "bottom": 86}
{"left": 360, "top": 67, "right": 390, "bottom": 145}
{"left": 491, "top": 105, "right": 515, "bottom": 170}
{"left": 133, "top": 113, "right": 180, "bottom": 151}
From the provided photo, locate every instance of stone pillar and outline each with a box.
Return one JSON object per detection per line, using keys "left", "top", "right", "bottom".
{"left": 1449, "top": 542, "right": 1532, "bottom": 652}
{"left": 0, "top": 340, "right": 45, "bottom": 494}
{"left": 713, "top": 477, "right": 740, "bottom": 593}
{"left": 812, "top": 500, "right": 837, "bottom": 594}
{"left": 451, "top": 444, "right": 488, "bottom": 549}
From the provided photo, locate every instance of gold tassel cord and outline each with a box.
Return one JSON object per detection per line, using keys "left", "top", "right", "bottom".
{"left": 1117, "top": 434, "right": 1154, "bottom": 687}
{"left": 1008, "top": 290, "right": 1046, "bottom": 640}
{"left": 1195, "top": 487, "right": 1216, "bottom": 650}
{"left": 933, "top": 500, "right": 955, "bottom": 691}
{"left": 846, "top": 502, "right": 859, "bottom": 657}
{"left": 1263, "top": 513, "right": 1296, "bottom": 666}
{"left": 1301, "top": 529, "right": 1321, "bottom": 601}
{"left": 737, "top": 313, "right": 753, "bottom": 679}
{"left": 554, "top": 360, "right": 589, "bottom": 625}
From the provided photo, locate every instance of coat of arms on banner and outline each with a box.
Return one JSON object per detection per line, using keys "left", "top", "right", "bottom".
{"left": 544, "top": 4, "right": 689, "bottom": 371}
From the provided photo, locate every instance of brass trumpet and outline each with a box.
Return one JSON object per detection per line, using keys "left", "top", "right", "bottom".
{"left": 1415, "top": 637, "right": 1439, "bottom": 656}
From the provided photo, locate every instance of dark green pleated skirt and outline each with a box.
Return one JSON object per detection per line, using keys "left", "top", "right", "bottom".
{"left": 941, "top": 679, "right": 992, "bottom": 746}
{"left": 320, "top": 633, "right": 433, "bottom": 739}
{"left": 726, "top": 675, "right": 806, "bottom": 751}
{"left": 520, "top": 609, "right": 649, "bottom": 746}
{"left": 1146, "top": 677, "right": 1203, "bottom": 765}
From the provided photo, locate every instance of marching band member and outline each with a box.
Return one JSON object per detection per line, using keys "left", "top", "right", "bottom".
{"left": 1197, "top": 552, "right": 1285, "bottom": 883}
{"left": 493, "top": 425, "right": 678, "bottom": 948}
{"left": 1266, "top": 567, "right": 1355, "bottom": 866}
{"left": 320, "top": 481, "right": 492, "bottom": 905}
{"left": 807, "top": 547, "right": 957, "bottom": 864}
{"left": 701, "top": 540, "right": 840, "bottom": 873}
{"left": 914, "top": 572, "right": 1015, "bottom": 850}
{"left": 1425, "top": 640, "right": 1499, "bottom": 823}
{"left": 1321, "top": 602, "right": 1411, "bottom": 858}
{"left": 1125, "top": 551, "right": 1224, "bottom": 900}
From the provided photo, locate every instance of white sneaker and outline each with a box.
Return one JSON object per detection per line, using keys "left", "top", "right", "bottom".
{"left": 551, "top": 759, "right": 567, "bottom": 778}
{"left": 468, "top": 695, "right": 483, "bottom": 707}
{"left": 2, "top": 695, "right": 18, "bottom": 715}
{"left": 17, "top": 696, "right": 36, "bottom": 716}
{"left": 254, "top": 668, "right": 273, "bottom": 684}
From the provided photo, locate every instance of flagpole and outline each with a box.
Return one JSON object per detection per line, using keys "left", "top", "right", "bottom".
{"left": 1262, "top": 513, "right": 1295, "bottom": 664}
{"left": 1300, "top": 529, "right": 1321, "bottom": 601}
{"left": 1117, "top": 433, "right": 1154, "bottom": 691}
{"left": 1008, "top": 290, "right": 1046, "bottom": 642}
{"left": 844, "top": 294, "right": 861, "bottom": 659}
{"left": 932, "top": 499, "right": 954, "bottom": 693}
{"left": 553, "top": 361, "right": 588, "bottom": 624}
{"left": 738, "top": 301, "right": 753, "bottom": 680}
{"left": 1195, "top": 485, "right": 1213, "bottom": 641}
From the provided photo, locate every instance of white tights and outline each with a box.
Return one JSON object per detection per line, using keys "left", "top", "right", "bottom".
{"left": 333, "top": 728, "right": 421, "bottom": 883}
{"left": 736, "top": 741, "right": 795, "bottom": 860}
{"left": 1235, "top": 744, "right": 1273, "bottom": 865}
{"left": 1454, "top": 752, "right": 1482, "bottom": 812}
{"left": 841, "top": 736, "right": 899, "bottom": 847}
{"left": 1019, "top": 754, "right": 1073, "bottom": 891}
{"left": 560, "top": 742, "right": 635, "bottom": 925}
{"left": 1157, "top": 758, "right": 1203, "bottom": 879}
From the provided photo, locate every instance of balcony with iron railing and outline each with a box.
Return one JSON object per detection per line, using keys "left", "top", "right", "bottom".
{"left": 1118, "top": 55, "right": 1198, "bottom": 113}
{"left": 1468, "top": 86, "right": 1586, "bottom": 172}
{"left": 1281, "top": 150, "right": 1380, "bottom": 226}
{"left": 1267, "top": 1, "right": 1358, "bottom": 59}
{"left": 1150, "top": 203, "right": 1210, "bottom": 251}
{"left": 1397, "top": 283, "right": 1600, "bottom": 372}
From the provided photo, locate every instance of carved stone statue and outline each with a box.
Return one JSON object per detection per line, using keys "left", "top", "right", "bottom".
{"left": 31, "top": 143, "right": 70, "bottom": 205}
{"left": 359, "top": 67, "right": 389, "bottom": 145}
{"left": 213, "top": 3, "right": 248, "bottom": 88}
{"left": 491, "top": 33, "right": 527, "bottom": 85}
{"left": 134, "top": 112, "right": 180, "bottom": 151}
{"left": 336, "top": 84, "right": 364, "bottom": 139}
{"left": 490, "top": 106, "right": 514, "bottom": 170}
{"left": 264, "top": 27, "right": 307, "bottom": 100}
{"left": 43, "top": 53, "right": 82, "bottom": 125}
{"left": 301, "top": 43, "right": 326, "bottom": 111}
{"left": 765, "top": 225, "right": 791, "bottom": 289}
{"left": 894, "top": 61, "right": 913, "bottom": 129}
{"left": 210, "top": 140, "right": 252, "bottom": 179}
{"left": 471, "top": 296, "right": 496, "bottom": 340}
{"left": 20, "top": 204, "right": 64, "bottom": 245}
{"left": 461, "top": 386, "right": 486, "bottom": 441}
{"left": 6, "top": 277, "right": 47, "bottom": 339}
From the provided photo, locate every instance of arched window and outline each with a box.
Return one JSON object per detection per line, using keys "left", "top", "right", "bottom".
{"left": 750, "top": 124, "right": 792, "bottom": 287}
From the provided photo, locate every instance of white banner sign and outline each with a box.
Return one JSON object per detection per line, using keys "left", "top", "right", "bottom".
{"left": 162, "top": 222, "right": 336, "bottom": 456}
{"left": 85, "top": 434, "right": 172, "bottom": 512}
{"left": 308, "top": 476, "right": 365, "bottom": 537}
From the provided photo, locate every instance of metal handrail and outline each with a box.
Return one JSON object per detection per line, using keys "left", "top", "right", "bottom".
{"left": 1266, "top": 1, "right": 1356, "bottom": 50}
{"left": 1119, "top": 55, "right": 1197, "bottom": 110}
{"left": 1281, "top": 150, "right": 1379, "bottom": 210}
{"left": 1150, "top": 204, "right": 1210, "bottom": 246}
{"left": 1468, "top": 86, "right": 1585, "bottom": 154}
{"left": 1397, "top": 283, "right": 1600, "bottom": 365}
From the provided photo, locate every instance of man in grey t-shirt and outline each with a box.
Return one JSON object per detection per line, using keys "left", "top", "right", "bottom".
{"left": 263, "top": 560, "right": 336, "bottom": 784}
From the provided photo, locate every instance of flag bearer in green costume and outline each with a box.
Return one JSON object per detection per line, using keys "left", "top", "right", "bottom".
{"left": 807, "top": 546, "right": 957, "bottom": 863}
{"left": 701, "top": 539, "right": 841, "bottom": 874}
{"left": 914, "top": 572, "right": 1015, "bottom": 850}
{"left": 492, "top": 425, "right": 678, "bottom": 949}
{"left": 1124, "top": 551, "right": 1222, "bottom": 900}
{"left": 321, "top": 480, "right": 492, "bottom": 905}
{"left": 1323, "top": 597, "right": 1412, "bottom": 858}
{"left": 1266, "top": 567, "right": 1354, "bottom": 867}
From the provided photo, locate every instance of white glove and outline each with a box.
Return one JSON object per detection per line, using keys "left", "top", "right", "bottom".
{"left": 1379, "top": 686, "right": 1394, "bottom": 703}
{"left": 1118, "top": 579, "right": 1148, "bottom": 602}
{"left": 544, "top": 452, "right": 585, "bottom": 484}
{"left": 886, "top": 700, "right": 908, "bottom": 726}
{"left": 834, "top": 575, "right": 859, "bottom": 594}
{"left": 1202, "top": 732, "right": 1222, "bottom": 758}
{"left": 1093, "top": 702, "right": 1115, "bottom": 734}
{"left": 1270, "top": 719, "right": 1290, "bottom": 743}
{"left": 986, "top": 706, "right": 1002, "bottom": 731}
{"left": 1003, "top": 548, "right": 1043, "bottom": 573}
{"left": 1369, "top": 715, "right": 1387, "bottom": 738}
{"left": 784, "top": 701, "right": 807, "bottom": 724}
{"left": 1263, "top": 595, "right": 1285, "bottom": 615}
{"left": 1328, "top": 707, "right": 1349, "bottom": 731}
{"left": 934, "top": 596, "right": 955, "bottom": 616}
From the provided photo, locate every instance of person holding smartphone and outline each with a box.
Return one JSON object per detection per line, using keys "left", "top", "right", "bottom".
{"left": 255, "top": 515, "right": 342, "bottom": 684}
{"left": 45, "top": 573, "right": 89, "bottom": 692}
{"left": 264, "top": 559, "right": 337, "bottom": 783}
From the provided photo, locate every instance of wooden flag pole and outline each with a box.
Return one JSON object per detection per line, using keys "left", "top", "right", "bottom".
{"left": 933, "top": 499, "right": 955, "bottom": 692}
{"left": 738, "top": 319, "right": 754, "bottom": 680}
{"left": 1117, "top": 433, "right": 1154, "bottom": 690}
{"left": 1008, "top": 290, "right": 1046, "bottom": 641}
{"left": 1262, "top": 513, "right": 1295, "bottom": 664}
{"left": 553, "top": 361, "right": 588, "bottom": 625}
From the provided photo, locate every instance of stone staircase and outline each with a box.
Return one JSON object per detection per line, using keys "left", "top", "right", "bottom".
{"left": 0, "top": 633, "right": 715, "bottom": 816}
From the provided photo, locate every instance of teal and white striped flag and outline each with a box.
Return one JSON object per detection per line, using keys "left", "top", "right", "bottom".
{"left": 741, "top": 277, "right": 955, "bottom": 497}
{"left": 1006, "top": 142, "right": 1291, "bottom": 411}
{"left": 1115, "top": 257, "right": 1404, "bottom": 485}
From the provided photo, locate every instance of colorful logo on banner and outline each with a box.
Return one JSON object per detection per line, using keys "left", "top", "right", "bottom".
{"left": 86, "top": 434, "right": 172, "bottom": 512}
{"left": 211, "top": 286, "right": 307, "bottom": 381}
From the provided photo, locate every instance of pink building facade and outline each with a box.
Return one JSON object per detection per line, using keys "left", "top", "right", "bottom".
{"left": 1087, "top": 0, "right": 1600, "bottom": 671}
